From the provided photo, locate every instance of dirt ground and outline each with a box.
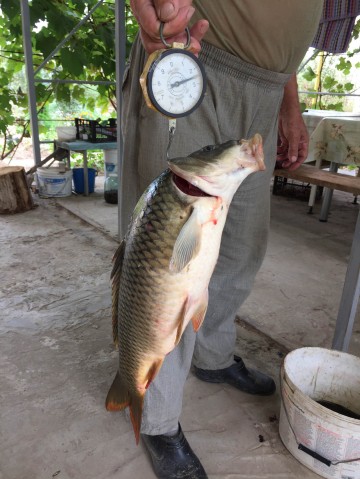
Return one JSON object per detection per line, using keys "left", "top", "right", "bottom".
{"left": 0, "top": 182, "right": 359, "bottom": 479}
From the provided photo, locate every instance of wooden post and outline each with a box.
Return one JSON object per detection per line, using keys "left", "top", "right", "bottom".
{"left": 312, "top": 51, "right": 324, "bottom": 109}
{"left": 0, "top": 166, "right": 34, "bottom": 214}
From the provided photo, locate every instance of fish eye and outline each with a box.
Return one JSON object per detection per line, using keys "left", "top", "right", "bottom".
{"left": 203, "top": 145, "right": 216, "bottom": 152}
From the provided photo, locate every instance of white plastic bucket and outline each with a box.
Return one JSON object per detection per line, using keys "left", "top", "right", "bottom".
{"left": 279, "top": 347, "right": 360, "bottom": 479}
{"left": 104, "top": 149, "right": 118, "bottom": 177}
{"left": 36, "top": 167, "right": 72, "bottom": 198}
{"left": 56, "top": 126, "right": 77, "bottom": 142}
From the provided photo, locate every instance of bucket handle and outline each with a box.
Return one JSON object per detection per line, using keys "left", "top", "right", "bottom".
{"left": 297, "top": 444, "right": 331, "bottom": 467}
{"left": 280, "top": 370, "right": 360, "bottom": 467}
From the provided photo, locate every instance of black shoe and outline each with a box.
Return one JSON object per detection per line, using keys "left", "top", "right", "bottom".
{"left": 141, "top": 423, "right": 208, "bottom": 479}
{"left": 193, "top": 355, "right": 276, "bottom": 396}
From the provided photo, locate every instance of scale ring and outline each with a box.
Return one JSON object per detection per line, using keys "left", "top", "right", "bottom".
{"left": 160, "top": 22, "right": 191, "bottom": 49}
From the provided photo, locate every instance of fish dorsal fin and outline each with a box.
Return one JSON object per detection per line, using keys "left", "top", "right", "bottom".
{"left": 170, "top": 208, "right": 201, "bottom": 273}
{"left": 111, "top": 240, "right": 126, "bottom": 348}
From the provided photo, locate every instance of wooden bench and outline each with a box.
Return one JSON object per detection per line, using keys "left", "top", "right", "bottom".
{"left": 273, "top": 164, "right": 360, "bottom": 221}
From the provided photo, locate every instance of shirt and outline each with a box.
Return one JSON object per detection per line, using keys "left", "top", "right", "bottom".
{"left": 191, "top": 0, "right": 324, "bottom": 73}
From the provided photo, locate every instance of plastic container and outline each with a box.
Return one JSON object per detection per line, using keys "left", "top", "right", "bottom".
{"left": 56, "top": 126, "right": 77, "bottom": 142}
{"left": 279, "top": 347, "right": 360, "bottom": 479}
{"left": 36, "top": 167, "right": 72, "bottom": 198}
{"left": 104, "top": 175, "right": 118, "bottom": 204}
{"left": 104, "top": 149, "right": 118, "bottom": 178}
{"left": 75, "top": 118, "right": 117, "bottom": 143}
{"left": 72, "top": 167, "right": 97, "bottom": 194}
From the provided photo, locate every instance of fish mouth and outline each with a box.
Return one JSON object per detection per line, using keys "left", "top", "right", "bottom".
{"left": 172, "top": 173, "right": 212, "bottom": 197}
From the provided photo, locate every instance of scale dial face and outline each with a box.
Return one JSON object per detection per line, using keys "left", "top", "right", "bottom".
{"left": 147, "top": 49, "right": 207, "bottom": 118}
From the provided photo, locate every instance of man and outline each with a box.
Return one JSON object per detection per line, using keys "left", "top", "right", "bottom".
{"left": 117, "top": 1, "right": 324, "bottom": 477}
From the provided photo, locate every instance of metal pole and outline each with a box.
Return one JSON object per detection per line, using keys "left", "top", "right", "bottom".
{"left": 332, "top": 210, "right": 360, "bottom": 351}
{"left": 35, "top": 79, "right": 116, "bottom": 85}
{"left": 319, "top": 162, "right": 338, "bottom": 222}
{"left": 115, "top": 0, "right": 126, "bottom": 241}
{"left": 20, "top": 0, "right": 41, "bottom": 166}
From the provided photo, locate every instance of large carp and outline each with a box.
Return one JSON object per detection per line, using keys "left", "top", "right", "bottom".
{"left": 106, "top": 134, "right": 265, "bottom": 443}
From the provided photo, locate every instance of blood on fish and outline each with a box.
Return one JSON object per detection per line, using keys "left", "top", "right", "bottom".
{"left": 207, "top": 197, "right": 222, "bottom": 226}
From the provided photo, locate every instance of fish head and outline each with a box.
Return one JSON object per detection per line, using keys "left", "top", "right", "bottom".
{"left": 168, "top": 134, "right": 265, "bottom": 202}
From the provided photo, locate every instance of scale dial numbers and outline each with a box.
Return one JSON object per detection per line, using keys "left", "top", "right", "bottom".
{"left": 147, "top": 49, "right": 206, "bottom": 118}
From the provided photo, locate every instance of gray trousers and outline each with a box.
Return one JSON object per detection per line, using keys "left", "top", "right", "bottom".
{"left": 120, "top": 38, "right": 291, "bottom": 434}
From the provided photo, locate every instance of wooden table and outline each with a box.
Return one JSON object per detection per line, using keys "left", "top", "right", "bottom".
{"left": 303, "top": 110, "right": 360, "bottom": 217}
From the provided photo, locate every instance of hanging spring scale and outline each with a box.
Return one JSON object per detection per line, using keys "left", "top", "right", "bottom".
{"left": 139, "top": 22, "right": 207, "bottom": 158}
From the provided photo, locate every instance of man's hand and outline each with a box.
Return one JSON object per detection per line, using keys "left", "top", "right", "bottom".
{"left": 130, "top": 0, "right": 209, "bottom": 53}
{"left": 276, "top": 74, "right": 309, "bottom": 171}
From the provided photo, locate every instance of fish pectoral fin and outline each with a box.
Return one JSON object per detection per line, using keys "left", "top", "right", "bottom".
{"left": 145, "top": 358, "right": 164, "bottom": 389}
{"left": 169, "top": 208, "right": 201, "bottom": 273}
{"left": 111, "top": 240, "right": 126, "bottom": 347}
{"left": 105, "top": 371, "right": 130, "bottom": 411}
{"left": 191, "top": 290, "right": 209, "bottom": 332}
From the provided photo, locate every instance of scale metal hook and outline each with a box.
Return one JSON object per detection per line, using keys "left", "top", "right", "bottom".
{"left": 160, "top": 22, "right": 191, "bottom": 49}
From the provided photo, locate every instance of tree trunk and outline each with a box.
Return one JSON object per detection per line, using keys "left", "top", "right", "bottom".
{"left": 0, "top": 166, "right": 34, "bottom": 214}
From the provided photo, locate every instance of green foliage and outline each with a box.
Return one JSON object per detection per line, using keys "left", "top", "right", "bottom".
{"left": 299, "top": 102, "right": 307, "bottom": 113}
{"left": 70, "top": 151, "right": 104, "bottom": 171}
{"left": 322, "top": 75, "right": 337, "bottom": 90}
{"left": 0, "top": 0, "right": 139, "bottom": 161}
{"left": 324, "top": 102, "right": 344, "bottom": 111}
{"left": 302, "top": 66, "right": 317, "bottom": 82}
{"left": 299, "top": 18, "right": 360, "bottom": 112}
{"left": 352, "top": 17, "right": 360, "bottom": 40}
{"left": 336, "top": 57, "right": 352, "bottom": 75}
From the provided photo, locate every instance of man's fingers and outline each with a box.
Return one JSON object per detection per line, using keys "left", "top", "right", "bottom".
{"left": 133, "top": 2, "right": 192, "bottom": 42}
{"left": 140, "top": 29, "right": 165, "bottom": 52}
{"left": 155, "top": 0, "right": 195, "bottom": 21}
{"left": 298, "top": 142, "right": 308, "bottom": 159}
{"left": 155, "top": 0, "right": 178, "bottom": 21}
{"left": 161, "top": 6, "right": 195, "bottom": 38}
{"left": 277, "top": 140, "right": 308, "bottom": 170}
{"left": 287, "top": 160, "right": 303, "bottom": 171}
{"left": 162, "top": 17, "right": 208, "bottom": 54}
{"left": 189, "top": 19, "right": 209, "bottom": 44}
{"left": 130, "top": 1, "right": 207, "bottom": 54}
{"left": 287, "top": 135, "right": 301, "bottom": 162}
{"left": 140, "top": 16, "right": 207, "bottom": 54}
{"left": 134, "top": 1, "right": 161, "bottom": 38}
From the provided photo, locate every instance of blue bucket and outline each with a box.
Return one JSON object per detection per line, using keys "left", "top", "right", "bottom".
{"left": 72, "top": 167, "right": 97, "bottom": 194}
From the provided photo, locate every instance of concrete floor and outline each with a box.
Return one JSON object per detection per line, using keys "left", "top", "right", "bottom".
{"left": 1, "top": 176, "right": 359, "bottom": 479}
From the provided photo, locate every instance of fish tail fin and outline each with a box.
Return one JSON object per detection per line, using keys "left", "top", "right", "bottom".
{"left": 129, "top": 394, "right": 145, "bottom": 445}
{"left": 105, "top": 371, "right": 144, "bottom": 445}
{"left": 105, "top": 371, "right": 130, "bottom": 411}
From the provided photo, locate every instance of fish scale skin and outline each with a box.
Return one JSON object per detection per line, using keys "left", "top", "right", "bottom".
{"left": 117, "top": 170, "right": 194, "bottom": 393}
